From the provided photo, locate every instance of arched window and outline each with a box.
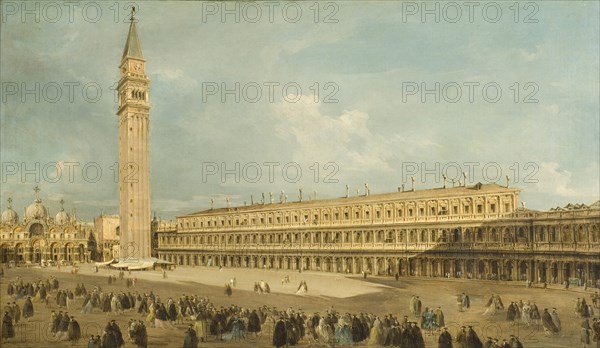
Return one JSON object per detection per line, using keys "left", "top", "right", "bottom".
{"left": 452, "top": 229, "right": 461, "bottom": 243}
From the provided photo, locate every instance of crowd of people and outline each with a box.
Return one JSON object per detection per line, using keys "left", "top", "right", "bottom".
{"left": 2, "top": 269, "right": 600, "bottom": 347}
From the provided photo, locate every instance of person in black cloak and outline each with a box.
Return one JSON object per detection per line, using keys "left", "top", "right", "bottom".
{"left": 462, "top": 293, "right": 470, "bottom": 310}
{"left": 351, "top": 314, "right": 363, "bottom": 343}
{"left": 68, "top": 316, "right": 82, "bottom": 345}
{"left": 105, "top": 320, "right": 125, "bottom": 347}
{"left": 273, "top": 317, "right": 287, "bottom": 348}
{"left": 286, "top": 316, "right": 298, "bottom": 346}
{"left": 509, "top": 335, "right": 524, "bottom": 348}
{"left": 455, "top": 326, "right": 467, "bottom": 348}
{"left": 412, "top": 322, "right": 426, "bottom": 348}
{"left": 134, "top": 320, "right": 148, "bottom": 348}
{"left": 541, "top": 308, "right": 559, "bottom": 334}
{"left": 400, "top": 322, "right": 412, "bottom": 347}
{"left": 2, "top": 311, "right": 14, "bottom": 342}
{"left": 52, "top": 311, "right": 63, "bottom": 334}
{"left": 388, "top": 319, "right": 400, "bottom": 347}
{"left": 247, "top": 309, "right": 261, "bottom": 337}
{"left": 183, "top": 324, "right": 198, "bottom": 348}
{"left": 295, "top": 312, "right": 305, "bottom": 339}
{"left": 101, "top": 330, "right": 118, "bottom": 348}
{"left": 168, "top": 302, "right": 177, "bottom": 322}
{"left": 506, "top": 302, "right": 517, "bottom": 323}
{"left": 58, "top": 312, "right": 71, "bottom": 338}
{"left": 438, "top": 327, "right": 453, "bottom": 348}
{"left": 466, "top": 326, "right": 483, "bottom": 348}
{"left": 22, "top": 296, "right": 34, "bottom": 321}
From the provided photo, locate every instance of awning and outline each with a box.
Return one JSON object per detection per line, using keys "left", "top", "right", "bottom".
{"left": 110, "top": 257, "right": 173, "bottom": 270}
{"left": 95, "top": 259, "right": 115, "bottom": 266}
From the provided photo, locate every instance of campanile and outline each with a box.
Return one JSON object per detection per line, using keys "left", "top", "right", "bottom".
{"left": 117, "top": 9, "right": 151, "bottom": 259}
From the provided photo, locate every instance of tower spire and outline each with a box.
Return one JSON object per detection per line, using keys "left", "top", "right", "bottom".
{"left": 122, "top": 7, "right": 144, "bottom": 60}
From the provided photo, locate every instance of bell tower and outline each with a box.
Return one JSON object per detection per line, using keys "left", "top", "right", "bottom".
{"left": 117, "top": 8, "right": 151, "bottom": 259}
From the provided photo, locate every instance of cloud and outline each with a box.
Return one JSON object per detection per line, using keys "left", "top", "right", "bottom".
{"left": 153, "top": 68, "right": 197, "bottom": 89}
{"left": 271, "top": 95, "right": 441, "bottom": 173}
{"left": 272, "top": 95, "right": 388, "bottom": 171}
{"left": 544, "top": 104, "right": 560, "bottom": 115}
{"left": 530, "top": 161, "right": 598, "bottom": 198}
{"left": 518, "top": 45, "right": 542, "bottom": 62}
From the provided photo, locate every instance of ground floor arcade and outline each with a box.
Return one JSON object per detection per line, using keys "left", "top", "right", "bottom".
{"left": 156, "top": 250, "right": 600, "bottom": 287}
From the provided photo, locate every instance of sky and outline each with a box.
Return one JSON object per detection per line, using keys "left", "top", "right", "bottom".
{"left": 1, "top": 1, "right": 599, "bottom": 221}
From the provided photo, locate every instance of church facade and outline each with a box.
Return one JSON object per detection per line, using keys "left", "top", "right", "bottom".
{"left": 0, "top": 187, "right": 96, "bottom": 265}
{"left": 155, "top": 183, "right": 600, "bottom": 287}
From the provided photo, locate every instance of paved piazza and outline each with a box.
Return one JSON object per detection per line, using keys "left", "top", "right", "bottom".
{"left": 1, "top": 264, "right": 596, "bottom": 347}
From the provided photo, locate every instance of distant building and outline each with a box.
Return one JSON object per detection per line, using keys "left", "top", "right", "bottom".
{"left": 0, "top": 186, "right": 95, "bottom": 264}
{"left": 156, "top": 183, "right": 600, "bottom": 287}
{"left": 93, "top": 213, "right": 162, "bottom": 261}
{"left": 94, "top": 214, "right": 120, "bottom": 261}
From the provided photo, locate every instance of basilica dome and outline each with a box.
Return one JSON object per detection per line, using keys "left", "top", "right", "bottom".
{"left": 25, "top": 199, "right": 48, "bottom": 221}
{"left": 1, "top": 207, "right": 18, "bottom": 225}
{"left": 55, "top": 208, "right": 70, "bottom": 225}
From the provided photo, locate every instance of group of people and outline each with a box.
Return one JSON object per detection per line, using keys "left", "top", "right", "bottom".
{"left": 296, "top": 280, "right": 308, "bottom": 294}
{"left": 3, "top": 268, "right": 600, "bottom": 347}
{"left": 273, "top": 311, "right": 432, "bottom": 348}
{"left": 254, "top": 280, "right": 271, "bottom": 294}
{"left": 2, "top": 276, "right": 62, "bottom": 343}
{"left": 481, "top": 334, "right": 524, "bottom": 348}
{"left": 577, "top": 297, "right": 597, "bottom": 318}
{"left": 505, "top": 300, "right": 543, "bottom": 327}
{"left": 50, "top": 310, "right": 82, "bottom": 344}
{"left": 5, "top": 275, "right": 59, "bottom": 301}
{"left": 581, "top": 318, "right": 600, "bottom": 348}
{"left": 456, "top": 293, "right": 471, "bottom": 312}
{"left": 483, "top": 294, "right": 505, "bottom": 316}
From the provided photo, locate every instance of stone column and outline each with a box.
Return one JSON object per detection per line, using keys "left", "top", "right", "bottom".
{"left": 510, "top": 260, "right": 517, "bottom": 281}
{"left": 372, "top": 257, "right": 377, "bottom": 275}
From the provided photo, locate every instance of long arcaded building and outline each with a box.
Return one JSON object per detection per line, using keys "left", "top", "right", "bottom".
{"left": 155, "top": 183, "right": 600, "bottom": 286}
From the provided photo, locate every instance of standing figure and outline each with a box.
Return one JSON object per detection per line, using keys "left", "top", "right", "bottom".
{"left": 22, "top": 296, "right": 34, "bottom": 321}
{"left": 273, "top": 317, "right": 287, "bottom": 348}
{"left": 581, "top": 319, "right": 591, "bottom": 348}
{"left": 183, "top": 324, "right": 198, "bottom": 348}
{"left": 2, "top": 311, "right": 14, "bottom": 343}
{"left": 68, "top": 316, "right": 82, "bottom": 345}
{"left": 438, "top": 327, "right": 453, "bottom": 348}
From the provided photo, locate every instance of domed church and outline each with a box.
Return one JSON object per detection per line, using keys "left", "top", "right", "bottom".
{"left": 0, "top": 186, "right": 97, "bottom": 265}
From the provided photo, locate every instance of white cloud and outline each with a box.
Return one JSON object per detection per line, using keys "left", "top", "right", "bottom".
{"left": 544, "top": 104, "right": 560, "bottom": 115}
{"left": 272, "top": 96, "right": 388, "bottom": 171}
{"left": 271, "top": 95, "right": 440, "bottom": 173}
{"left": 518, "top": 45, "right": 543, "bottom": 62}
{"left": 529, "top": 162, "right": 598, "bottom": 198}
{"left": 153, "top": 68, "right": 197, "bottom": 89}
